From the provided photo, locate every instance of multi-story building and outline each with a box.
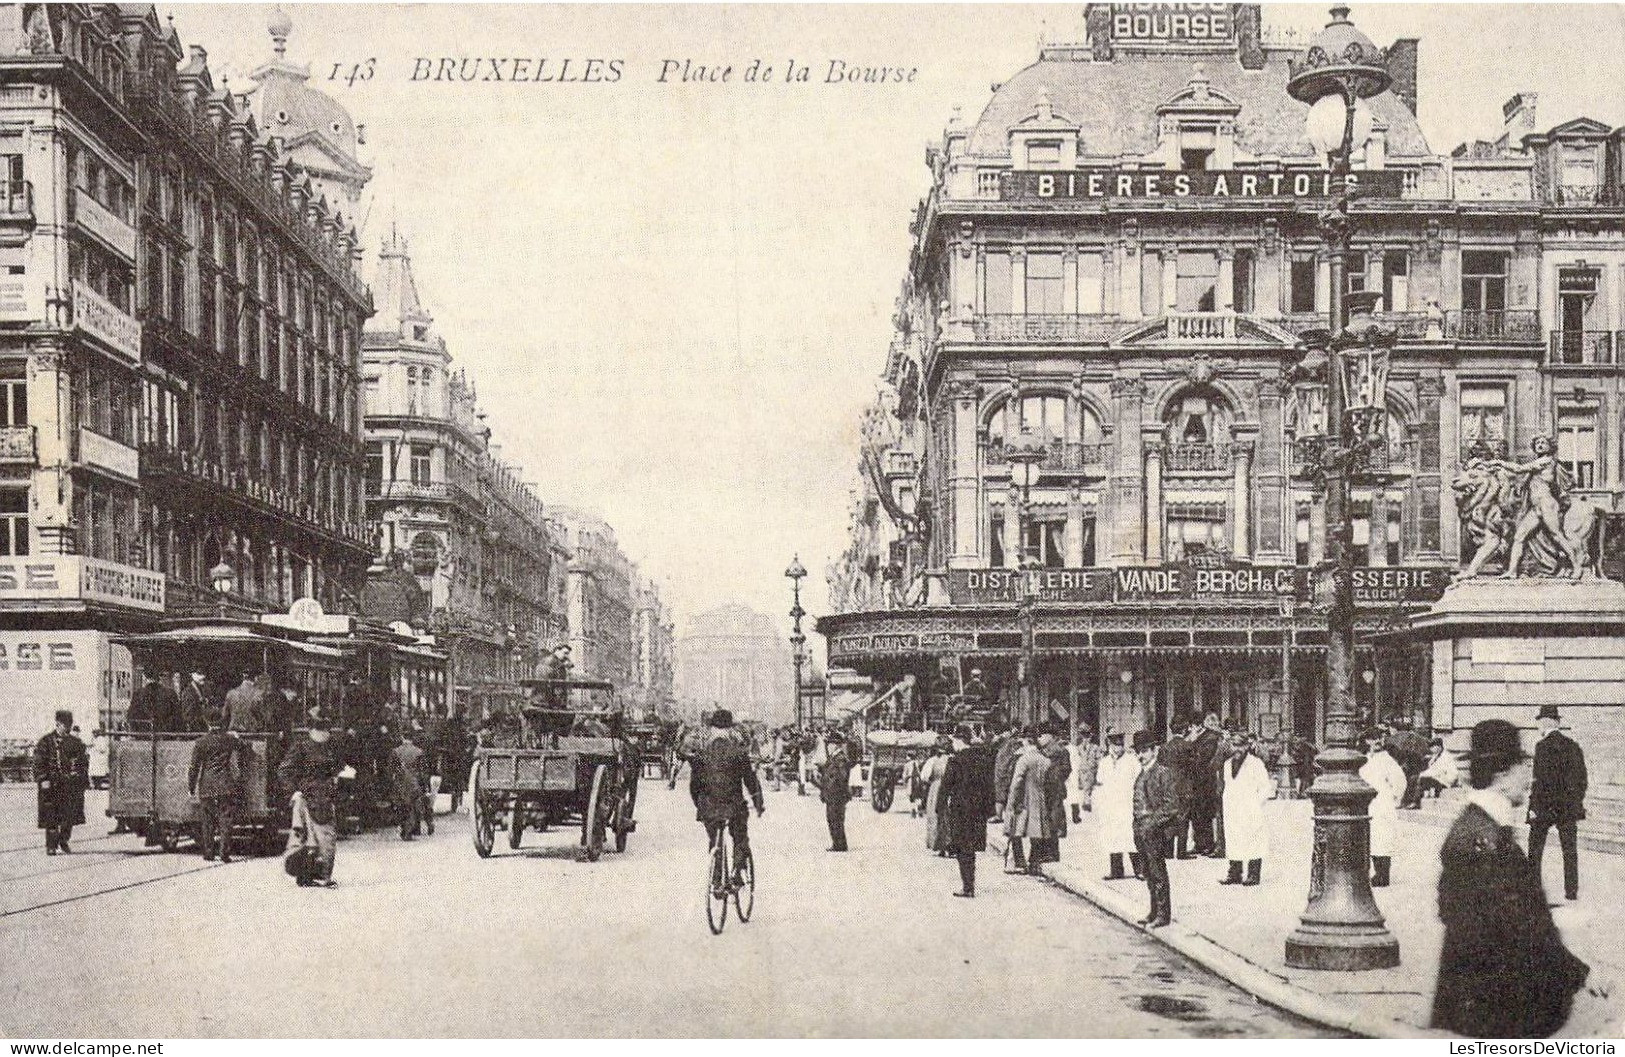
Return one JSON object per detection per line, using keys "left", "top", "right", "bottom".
{"left": 820, "top": 4, "right": 1625, "bottom": 748}
{"left": 631, "top": 572, "right": 676, "bottom": 717}
{"left": 0, "top": 5, "right": 370, "bottom": 740}
{"left": 550, "top": 506, "right": 635, "bottom": 690}
{"left": 362, "top": 229, "right": 556, "bottom": 718}
{"left": 674, "top": 604, "right": 794, "bottom": 727}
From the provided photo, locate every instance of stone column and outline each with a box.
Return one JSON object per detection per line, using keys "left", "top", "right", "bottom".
{"left": 1065, "top": 483, "right": 1085, "bottom": 566}
{"left": 1217, "top": 246, "right": 1236, "bottom": 312}
{"left": 1366, "top": 244, "right": 1386, "bottom": 310}
{"left": 948, "top": 380, "right": 983, "bottom": 569}
{"left": 1062, "top": 246, "right": 1079, "bottom": 314}
{"left": 1010, "top": 246, "right": 1027, "bottom": 316}
{"left": 28, "top": 339, "right": 74, "bottom": 555}
{"left": 1004, "top": 484, "right": 1022, "bottom": 569}
{"left": 1254, "top": 378, "right": 1289, "bottom": 564}
{"left": 951, "top": 221, "right": 976, "bottom": 318}
{"left": 1259, "top": 220, "right": 1282, "bottom": 315}
{"left": 1315, "top": 249, "right": 1332, "bottom": 315}
{"left": 1308, "top": 483, "right": 1327, "bottom": 565}
{"left": 1119, "top": 223, "right": 1141, "bottom": 320}
{"left": 1102, "top": 247, "right": 1118, "bottom": 315}
{"left": 1369, "top": 491, "right": 1389, "bottom": 567}
{"left": 1107, "top": 377, "right": 1147, "bottom": 565}
{"left": 1417, "top": 374, "right": 1445, "bottom": 562}
{"left": 1230, "top": 432, "right": 1254, "bottom": 560}
{"left": 1143, "top": 434, "right": 1165, "bottom": 565}
{"left": 1161, "top": 245, "right": 1178, "bottom": 314}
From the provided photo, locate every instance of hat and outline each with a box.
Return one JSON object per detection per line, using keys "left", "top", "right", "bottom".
{"left": 1132, "top": 730, "right": 1158, "bottom": 752}
{"left": 1105, "top": 730, "right": 1125, "bottom": 746}
{"left": 709, "top": 709, "right": 734, "bottom": 728}
{"left": 1537, "top": 704, "right": 1561, "bottom": 721}
{"left": 1461, "top": 719, "right": 1527, "bottom": 765}
{"left": 1361, "top": 728, "right": 1386, "bottom": 744}
{"left": 54, "top": 709, "right": 72, "bottom": 726}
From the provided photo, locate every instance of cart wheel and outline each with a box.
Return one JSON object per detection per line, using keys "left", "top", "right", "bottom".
{"left": 508, "top": 803, "right": 524, "bottom": 850}
{"left": 871, "top": 776, "right": 895, "bottom": 813}
{"left": 706, "top": 835, "right": 729, "bottom": 934}
{"left": 582, "top": 764, "right": 610, "bottom": 862}
{"left": 614, "top": 774, "right": 638, "bottom": 853}
{"left": 470, "top": 759, "right": 494, "bottom": 859}
{"left": 733, "top": 849, "right": 755, "bottom": 923}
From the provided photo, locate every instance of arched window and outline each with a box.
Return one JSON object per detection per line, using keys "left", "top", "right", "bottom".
{"left": 988, "top": 395, "right": 1103, "bottom": 445}
{"left": 1163, "top": 387, "right": 1232, "bottom": 446}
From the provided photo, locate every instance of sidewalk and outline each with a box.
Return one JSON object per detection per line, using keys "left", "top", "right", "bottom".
{"left": 993, "top": 796, "right": 1624, "bottom": 1039}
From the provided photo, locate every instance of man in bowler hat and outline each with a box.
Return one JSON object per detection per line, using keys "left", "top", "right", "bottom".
{"left": 1132, "top": 731, "right": 1179, "bottom": 928}
{"left": 817, "top": 730, "right": 854, "bottom": 851}
{"left": 1528, "top": 704, "right": 1587, "bottom": 901}
{"left": 1432, "top": 719, "right": 1590, "bottom": 1037}
{"left": 688, "top": 708, "right": 764, "bottom": 878}
{"left": 35, "top": 710, "right": 88, "bottom": 855}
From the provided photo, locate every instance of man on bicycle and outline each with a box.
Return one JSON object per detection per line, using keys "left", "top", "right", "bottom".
{"left": 689, "top": 708, "right": 764, "bottom": 882}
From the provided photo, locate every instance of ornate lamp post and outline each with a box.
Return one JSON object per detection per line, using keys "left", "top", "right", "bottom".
{"left": 1283, "top": 5, "right": 1401, "bottom": 972}
{"left": 785, "top": 555, "right": 808, "bottom": 729}
{"left": 209, "top": 560, "right": 237, "bottom": 619}
{"left": 1006, "top": 428, "right": 1046, "bottom": 726}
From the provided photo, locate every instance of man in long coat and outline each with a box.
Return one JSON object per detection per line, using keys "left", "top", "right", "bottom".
{"left": 1133, "top": 731, "right": 1180, "bottom": 927}
{"left": 940, "top": 726, "right": 995, "bottom": 897}
{"left": 1067, "top": 725, "right": 1102, "bottom": 824}
{"left": 688, "top": 709, "right": 765, "bottom": 875}
{"left": 1031, "top": 728, "right": 1071, "bottom": 867}
{"left": 1162, "top": 720, "right": 1199, "bottom": 859}
{"left": 991, "top": 726, "right": 1022, "bottom": 821}
{"left": 1361, "top": 728, "right": 1409, "bottom": 887}
{"left": 179, "top": 671, "right": 214, "bottom": 733}
{"left": 1003, "top": 730, "right": 1050, "bottom": 874}
{"left": 278, "top": 709, "right": 344, "bottom": 887}
{"left": 188, "top": 712, "right": 250, "bottom": 861}
{"left": 816, "top": 731, "right": 854, "bottom": 852}
{"left": 1189, "top": 713, "right": 1223, "bottom": 856}
{"left": 127, "top": 671, "right": 181, "bottom": 732}
{"left": 1218, "top": 733, "right": 1274, "bottom": 886}
{"left": 1095, "top": 732, "right": 1141, "bottom": 880}
{"left": 1431, "top": 720, "right": 1590, "bottom": 1038}
{"left": 1528, "top": 704, "right": 1587, "bottom": 901}
{"left": 225, "top": 671, "right": 268, "bottom": 733}
{"left": 35, "top": 710, "right": 88, "bottom": 855}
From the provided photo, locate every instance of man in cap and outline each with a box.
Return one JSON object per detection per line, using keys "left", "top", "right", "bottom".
{"left": 816, "top": 729, "right": 854, "bottom": 852}
{"left": 1431, "top": 720, "right": 1590, "bottom": 1038}
{"left": 688, "top": 708, "right": 764, "bottom": 879}
{"left": 179, "top": 671, "right": 214, "bottom": 733}
{"left": 1132, "top": 730, "right": 1180, "bottom": 928}
{"left": 1528, "top": 704, "right": 1587, "bottom": 902}
{"left": 278, "top": 706, "right": 344, "bottom": 887}
{"left": 34, "top": 710, "right": 88, "bottom": 855}
{"left": 188, "top": 710, "right": 250, "bottom": 862}
{"left": 128, "top": 669, "right": 182, "bottom": 733}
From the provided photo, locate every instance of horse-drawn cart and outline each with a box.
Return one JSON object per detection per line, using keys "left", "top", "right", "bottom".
{"left": 865, "top": 729, "right": 940, "bottom": 813}
{"left": 467, "top": 679, "right": 639, "bottom": 861}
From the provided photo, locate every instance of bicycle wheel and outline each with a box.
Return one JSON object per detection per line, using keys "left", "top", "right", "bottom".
{"left": 705, "top": 835, "right": 730, "bottom": 934}
{"left": 732, "top": 849, "right": 755, "bottom": 923}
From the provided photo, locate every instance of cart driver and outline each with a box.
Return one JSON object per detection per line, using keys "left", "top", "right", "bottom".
{"left": 689, "top": 708, "right": 764, "bottom": 884}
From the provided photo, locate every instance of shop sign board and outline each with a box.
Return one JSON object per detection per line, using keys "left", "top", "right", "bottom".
{"left": 0, "top": 556, "right": 164, "bottom": 612}
{"left": 1001, "top": 169, "right": 1405, "bottom": 203}
{"left": 0, "top": 630, "right": 132, "bottom": 741}
{"left": 949, "top": 565, "right": 1452, "bottom": 607}
{"left": 1108, "top": 3, "right": 1233, "bottom": 43}
{"left": 1351, "top": 566, "right": 1452, "bottom": 606}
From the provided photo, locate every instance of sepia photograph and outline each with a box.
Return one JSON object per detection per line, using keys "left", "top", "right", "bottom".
{"left": 0, "top": 0, "right": 1624, "bottom": 1042}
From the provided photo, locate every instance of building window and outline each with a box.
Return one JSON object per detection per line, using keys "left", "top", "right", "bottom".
{"left": 1386, "top": 504, "right": 1403, "bottom": 566}
{"left": 1556, "top": 405, "right": 1598, "bottom": 488}
{"left": 1141, "top": 252, "right": 1163, "bottom": 316}
{"left": 1166, "top": 513, "right": 1226, "bottom": 563}
{"left": 1232, "top": 249, "right": 1254, "bottom": 314}
{"left": 1557, "top": 268, "right": 1602, "bottom": 351}
{"left": 1164, "top": 390, "right": 1227, "bottom": 446}
{"left": 988, "top": 510, "right": 1005, "bottom": 566}
{"left": 0, "top": 488, "right": 26, "bottom": 556}
{"left": 983, "top": 251, "right": 1012, "bottom": 314}
{"left": 1180, "top": 126, "right": 1216, "bottom": 170}
{"left": 1459, "top": 385, "right": 1507, "bottom": 453}
{"left": 1176, "top": 251, "right": 1218, "bottom": 312}
{"left": 410, "top": 443, "right": 432, "bottom": 486}
{"left": 1345, "top": 251, "right": 1368, "bottom": 295}
{"left": 1026, "top": 140, "right": 1062, "bottom": 168}
{"left": 1290, "top": 252, "right": 1317, "bottom": 313}
{"left": 1351, "top": 501, "right": 1371, "bottom": 567}
{"left": 1295, "top": 504, "right": 1311, "bottom": 566}
{"left": 0, "top": 362, "right": 24, "bottom": 426}
{"left": 1383, "top": 251, "right": 1409, "bottom": 311}
{"left": 1461, "top": 250, "right": 1508, "bottom": 312}
{"left": 1022, "top": 518, "right": 1066, "bottom": 568}
{"left": 1560, "top": 150, "right": 1598, "bottom": 203}
{"left": 1025, "top": 252, "right": 1063, "bottom": 314}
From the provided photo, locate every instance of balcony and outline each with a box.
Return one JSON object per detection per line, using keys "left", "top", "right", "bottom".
{"left": 1548, "top": 330, "right": 1616, "bottom": 368}
{"left": 1445, "top": 310, "right": 1541, "bottom": 344}
{"left": 970, "top": 314, "right": 1124, "bottom": 343}
{"left": 984, "top": 436, "right": 1110, "bottom": 473}
{"left": 0, "top": 425, "right": 34, "bottom": 463}
{"left": 1162, "top": 443, "right": 1232, "bottom": 473}
{"left": 1459, "top": 437, "right": 1509, "bottom": 463}
{"left": 1292, "top": 435, "right": 1416, "bottom": 476}
{"left": 1556, "top": 184, "right": 1601, "bottom": 207}
{"left": 367, "top": 480, "right": 452, "bottom": 502}
{"left": 71, "top": 189, "right": 136, "bottom": 259}
{"left": 1165, "top": 311, "right": 1235, "bottom": 342}
{"left": 0, "top": 181, "right": 32, "bottom": 221}
{"left": 71, "top": 281, "right": 141, "bottom": 363}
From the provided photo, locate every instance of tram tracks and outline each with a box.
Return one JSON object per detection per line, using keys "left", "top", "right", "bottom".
{"left": 1, "top": 858, "right": 224, "bottom": 919}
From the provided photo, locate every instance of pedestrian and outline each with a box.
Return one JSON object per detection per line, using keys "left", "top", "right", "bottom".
{"left": 1360, "top": 728, "right": 1408, "bottom": 888}
{"left": 392, "top": 725, "right": 434, "bottom": 840}
{"left": 226, "top": 670, "right": 268, "bottom": 733}
{"left": 1132, "top": 731, "right": 1179, "bottom": 928}
{"left": 817, "top": 732, "right": 853, "bottom": 852}
{"left": 1067, "top": 724, "right": 1102, "bottom": 825}
{"left": 278, "top": 707, "right": 344, "bottom": 888}
{"left": 903, "top": 751, "right": 925, "bottom": 818}
{"left": 1190, "top": 713, "right": 1223, "bottom": 856}
{"left": 188, "top": 711, "right": 250, "bottom": 862}
{"left": 1217, "top": 733, "right": 1273, "bottom": 886}
{"left": 1095, "top": 731, "right": 1142, "bottom": 881}
{"left": 128, "top": 670, "right": 182, "bottom": 732}
{"left": 180, "top": 671, "right": 214, "bottom": 733}
{"left": 941, "top": 725, "right": 995, "bottom": 898}
{"left": 1033, "top": 725, "right": 1071, "bottom": 866}
{"left": 1418, "top": 739, "right": 1459, "bottom": 798}
{"left": 992, "top": 724, "right": 1022, "bottom": 822}
{"left": 34, "top": 710, "right": 88, "bottom": 856}
{"left": 1528, "top": 704, "right": 1587, "bottom": 902}
{"left": 1002, "top": 728, "right": 1050, "bottom": 875}
{"left": 1390, "top": 720, "right": 1430, "bottom": 809}
{"left": 88, "top": 727, "right": 110, "bottom": 790}
{"left": 1430, "top": 719, "right": 1591, "bottom": 1038}
{"left": 1162, "top": 718, "right": 1199, "bottom": 859}
{"left": 1289, "top": 735, "right": 1319, "bottom": 797}
{"left": 920, "top": 741, "right": 951, "bottom": 854}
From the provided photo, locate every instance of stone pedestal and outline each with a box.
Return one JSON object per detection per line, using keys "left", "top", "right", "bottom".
{"left": 1412, "top": 577, "right": 1625, "bottom": 781}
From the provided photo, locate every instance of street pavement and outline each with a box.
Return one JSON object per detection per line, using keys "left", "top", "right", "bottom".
{"left": 0, "top": 781, "right": 1338, "bottom": 1038}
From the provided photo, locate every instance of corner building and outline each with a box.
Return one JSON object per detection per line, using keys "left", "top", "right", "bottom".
{"left": 821, "top": 4, "right": 1625, "bottom": 744}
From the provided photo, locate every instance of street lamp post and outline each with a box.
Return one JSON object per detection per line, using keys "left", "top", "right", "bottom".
{"left": 1283, "top": 5, "right": 1401, "bottom": 972}
{"left": 209, "top": 560, "right": 237, "bottom": 620}
{"left": 785, "top": 555, "right": 808, "bottom": 729}
{"left": 1007, "top": 428, "right": 1046, "bottom": 727}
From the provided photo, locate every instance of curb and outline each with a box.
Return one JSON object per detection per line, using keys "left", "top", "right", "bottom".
{"left": 988, "top": 832, "right": 1439, "bottom": 1040}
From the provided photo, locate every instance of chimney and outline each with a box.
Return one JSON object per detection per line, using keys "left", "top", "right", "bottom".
{"left": 1503, "top": 92, "right": 1538, "bottom": 147}
{"left": 1386, "top": 38, "right": 1419, "bottom": 116}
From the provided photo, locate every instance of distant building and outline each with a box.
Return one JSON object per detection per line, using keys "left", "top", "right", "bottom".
{"left": 550, "top": 507, "right": 636, "bottom": 690}
{"left": 632, "top": 574, "right": 676, "bottom": 717}
{"left": 674, "top": 605, "right": 794, "bottom": 727}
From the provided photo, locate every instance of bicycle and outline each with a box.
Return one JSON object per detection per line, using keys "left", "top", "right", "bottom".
{"left": 705, "top": 817, "right": 756, "bottom": 934}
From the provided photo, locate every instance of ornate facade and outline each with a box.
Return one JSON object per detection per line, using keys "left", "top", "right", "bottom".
{"left": 820, "top": 3, "right": 1625, "bottom": 744}
{"left": 550, "top": 506, "right": 636, "bottom": 690}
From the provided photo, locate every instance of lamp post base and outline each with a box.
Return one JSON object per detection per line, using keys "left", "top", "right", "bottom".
{"left": 1285, "top": 926, "right": 1400, "bottom": 972}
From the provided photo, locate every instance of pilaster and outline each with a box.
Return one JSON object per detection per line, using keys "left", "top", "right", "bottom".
{"left": 948, "top": 379, "right": 983, "bottom": 569}
{"left": 1254, "top": 377, "right": 1289, "bottom": 564}
{"left": 1107, "top": 376, "right": 1147, "bottom": 565}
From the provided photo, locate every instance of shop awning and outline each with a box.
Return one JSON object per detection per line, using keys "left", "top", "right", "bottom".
{"left": 827, "top": 689, "right": 878, "bottom": 718}
{"left": 115, "top": 627, "right": 347, "bottom": 658}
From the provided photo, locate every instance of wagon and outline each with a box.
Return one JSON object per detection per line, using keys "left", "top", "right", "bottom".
{"left": 625, "top": 721, "right": 671, "bottom": 781}
{"left": 107, "top": 732, "right": 284, "bottom": 853}
{"left": 467, "top": 679, "right": 639, "bottom": 861}
{"left": 865, "top": 729, "right": 941, "bottom": 812}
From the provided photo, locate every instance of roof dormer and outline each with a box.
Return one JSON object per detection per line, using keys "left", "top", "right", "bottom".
{"left": 1010, "top": 90, "right": 1081, "bottom": 170}
{"left": 1155, "top": 66, "right": 1242, "bottom": 170}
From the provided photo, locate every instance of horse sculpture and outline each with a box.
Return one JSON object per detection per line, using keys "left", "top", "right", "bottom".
{"left": 1453, "top": 437, "right": 1605, "bottom": 580}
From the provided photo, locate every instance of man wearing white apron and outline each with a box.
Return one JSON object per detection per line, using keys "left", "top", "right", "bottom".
{"left": 1094, "top": 731, "right": 1141, "bottom": 880}
{"left": 1217, "top": 733, "right": 1274, "bottom": 886}
{"left": 1360, "top": 728, "right": 1409, "bottom": 888}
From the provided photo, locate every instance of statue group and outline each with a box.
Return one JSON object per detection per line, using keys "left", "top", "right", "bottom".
{"left": 1453, "top": 434, "right": 1607, "bottom": 581}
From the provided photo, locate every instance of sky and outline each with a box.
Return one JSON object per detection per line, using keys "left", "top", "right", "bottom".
{"left": 165, "top": 2, "right": 1625, "bottom": 645}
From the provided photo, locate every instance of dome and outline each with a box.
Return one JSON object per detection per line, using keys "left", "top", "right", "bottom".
{"left": 247, "top": 9, "right": 363, "bottom": 165}
{"left": 683, "top": 605, "right": 781, "bottom": 641}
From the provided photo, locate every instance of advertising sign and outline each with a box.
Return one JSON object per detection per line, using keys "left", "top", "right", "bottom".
{"left": 1351, "top": 566, "right": 1453, "bottom": 606}
{"left": 1001, "top": 169, "right": 1406, "bottom": 203}
{"left": 948, "top": 564, "right": 1450, "bottom": 607}
{"left": 1108, "top": 3, "right": 1234, "bottom": 43}
{"left": 0, "top": 631, "right": 131, "bottom": 741}
{"left": 0, "top": 556, "right": 165, "bottom": 613}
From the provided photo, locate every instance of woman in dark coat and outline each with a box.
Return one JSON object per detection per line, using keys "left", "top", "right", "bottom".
{"left": 1431, "top": 720, "right": 1590, "bottom": 1038}
{"left": 35, "top": 710, "right": 88, "bottom": 855}
{"left": 940, "top": 728, "right": 995, "bottom": 898}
